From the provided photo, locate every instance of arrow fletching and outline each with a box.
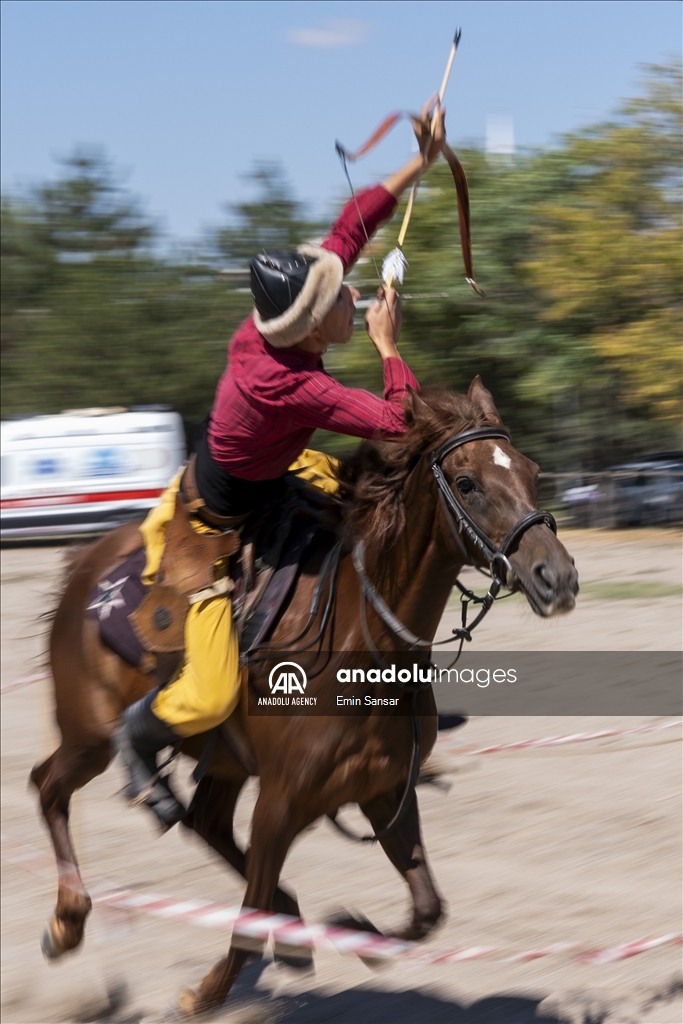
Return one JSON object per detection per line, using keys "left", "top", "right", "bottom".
{"left": 382, "top": 248, "right": 409, "bottom": 287}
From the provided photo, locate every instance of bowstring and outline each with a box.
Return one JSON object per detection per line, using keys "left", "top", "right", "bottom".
{"left": 336, "top": 145, "right": 397, "bottom": 332}
{"left": 336, "top": 145, "right": 384, "bottom": 288}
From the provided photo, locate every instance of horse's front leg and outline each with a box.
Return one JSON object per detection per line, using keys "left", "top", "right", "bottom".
{"left": 180, "top": 784, "right": 301, "bottom": 1017}
{"left": 182, "top": 774, "right": 312, "bottom": 970}
{"left": 361, "top": 786, "right": 444, "bottom": 942}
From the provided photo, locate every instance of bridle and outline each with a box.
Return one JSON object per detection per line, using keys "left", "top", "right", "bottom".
{"left": 331, "top": 425, "right": 557, "bottom": 845}
{"left": 354, "top": 425, "right": 557, "bottom": 664}
{"left": 431, "top": 425, "right": 557, "bottom": 642}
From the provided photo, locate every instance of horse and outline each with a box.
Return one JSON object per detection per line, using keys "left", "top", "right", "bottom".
{"left": 30, "top": 377, "right": 578, "bottom": 1016}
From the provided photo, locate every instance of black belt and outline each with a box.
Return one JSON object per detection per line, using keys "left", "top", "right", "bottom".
{"left": 180, "top": 454, "right": 250, "bottom": 529}
{"left": 186, "top": 421, "right": 283, "bottom": 526}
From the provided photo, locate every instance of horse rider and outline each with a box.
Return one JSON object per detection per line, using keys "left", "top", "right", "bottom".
{"left": 117, "top": 109, "right": 446, "bottom": 829}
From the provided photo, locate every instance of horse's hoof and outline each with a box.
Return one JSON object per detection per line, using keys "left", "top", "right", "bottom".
{"left": 41, "top": 919, "right": 66, "bottom": 961}
{"left": 437, "top": 713, "right": 468, "bottom": 732}
{"left": 178, "top": 988, "right": 199, "bottom": 1019}
{"left": 358, "top": 952, "right": 390, "bottom": 971}
{"left": 273, "top": 942, "right": 314, "bottom": 971}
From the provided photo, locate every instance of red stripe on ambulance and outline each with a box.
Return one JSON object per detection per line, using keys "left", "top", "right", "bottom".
{"left": 1, "top": 488, "right": 164, "bottom": 510}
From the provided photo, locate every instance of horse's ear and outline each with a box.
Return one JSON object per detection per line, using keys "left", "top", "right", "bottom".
{"left": 468, "top": 375, "right": 503, "bottom": 425}
{"left": 405, "top": 386, "right": 430, "bottom": 426}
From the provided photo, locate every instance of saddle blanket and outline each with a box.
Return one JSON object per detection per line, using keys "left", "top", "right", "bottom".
{"left": 86, "top": 547, "right": 148, "bottom": 667}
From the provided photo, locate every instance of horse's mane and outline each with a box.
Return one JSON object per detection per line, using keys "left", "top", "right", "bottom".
{"left": 338, "top": 385, "right": 496, "bottom": 550}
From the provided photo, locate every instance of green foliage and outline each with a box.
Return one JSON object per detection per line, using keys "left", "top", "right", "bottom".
{"left": 341, "top": 62, "right": 682, "bottom": 470}
{"left": 527, "top": 64, "right": 682, "bottom": 425}
{"left": 1, "top": 151, "right": 252, "bottom": 430}
{"left": 2, "top": 64, "right": 681, "bottom": 473}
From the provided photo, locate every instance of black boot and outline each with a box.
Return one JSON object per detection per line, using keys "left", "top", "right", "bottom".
{"left": 116, "top": 691, "right": 186, "bottom": 830}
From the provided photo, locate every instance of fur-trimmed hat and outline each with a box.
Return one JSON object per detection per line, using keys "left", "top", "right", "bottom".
{"left": 251, "top": 244, "right": 344, "bottom": 348}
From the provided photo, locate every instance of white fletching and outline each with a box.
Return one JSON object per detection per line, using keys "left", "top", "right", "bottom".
{"left": 382, "top": 248, "right": 409, "bottom": 286}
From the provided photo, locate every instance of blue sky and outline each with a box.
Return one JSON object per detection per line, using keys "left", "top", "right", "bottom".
{"left": 2, "top": 1, "right": 680, "bottom": 243}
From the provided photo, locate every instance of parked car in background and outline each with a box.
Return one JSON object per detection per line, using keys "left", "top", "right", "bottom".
{"left": 611, "top": 453, "right": 683, "bottom": 527}
{"left": 557, "top": 482, "right": 603, "bottom": 527}
{"left": 555, "top": 452, "right": 682, "bottom": 528}
{"left": 1, "top": 406, "right": 185, "bottom": 541}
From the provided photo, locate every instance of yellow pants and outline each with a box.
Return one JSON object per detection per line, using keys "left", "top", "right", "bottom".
{"left": 146, "top": 450, "right": 339, "bottom": 736}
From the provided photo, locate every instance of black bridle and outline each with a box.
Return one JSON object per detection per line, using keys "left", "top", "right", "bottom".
{"left": 431, "top": 426, "right": 557, "bottom": 644}
{"left": 354, "top": 425, "right": 557, "bottom": 663}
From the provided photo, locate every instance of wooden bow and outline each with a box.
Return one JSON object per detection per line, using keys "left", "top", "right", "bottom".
{"left": 336, "top": 28, "right": 485, "bottom": 298}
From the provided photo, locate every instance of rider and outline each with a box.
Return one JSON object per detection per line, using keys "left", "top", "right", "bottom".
{"left": 117, "top": 110, "right": 446, "bottom": 829}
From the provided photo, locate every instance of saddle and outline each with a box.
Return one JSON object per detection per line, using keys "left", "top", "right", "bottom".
{"left": 87, "top": 474, "right": 340, "bottom": 681}
{"left": 233, "top": 476, "right": 340, "bottom": 651}
{"left": 130, "top": 492, "right": 240, "bottom": 653}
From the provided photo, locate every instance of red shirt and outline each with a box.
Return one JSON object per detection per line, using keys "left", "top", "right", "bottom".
{"left": 208, "top": 185, "right": 419, "bottom": 481}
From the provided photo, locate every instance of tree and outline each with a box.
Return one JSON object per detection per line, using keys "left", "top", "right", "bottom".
{"left": 341, "top": 61, "right": 682, "bottom": 470}
{"left": 526, "top": 63, "right": 682, "bottom": 423}
{"left": 1, "top": 151, "right": 249, "bottom": 427}
{"left": 33, "top": 148, "right": 154, "bottom": 259}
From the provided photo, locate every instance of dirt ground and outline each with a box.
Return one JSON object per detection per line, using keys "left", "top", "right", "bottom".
{"left": 1, "top": 529, "right": 681, "bottom": 1024}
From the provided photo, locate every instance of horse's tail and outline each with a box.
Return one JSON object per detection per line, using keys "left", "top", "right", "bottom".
{"left": 34, "top": 543, "right": 93, "bottom": 672}
{"left": 42, "top": 542, "right": 92, "bottom": 611}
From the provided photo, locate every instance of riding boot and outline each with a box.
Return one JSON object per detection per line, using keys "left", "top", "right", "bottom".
{"left": 116, "top": 690, "right": 186, "bottom": 830}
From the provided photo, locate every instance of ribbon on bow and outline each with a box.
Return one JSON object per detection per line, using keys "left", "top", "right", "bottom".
{"left": 336, "top": 28, "right": 485, "bottom": 298}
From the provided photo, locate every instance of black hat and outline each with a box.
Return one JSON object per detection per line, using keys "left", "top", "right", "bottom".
{"left": 250, "top": 244, "right": 344, "bottom": 348}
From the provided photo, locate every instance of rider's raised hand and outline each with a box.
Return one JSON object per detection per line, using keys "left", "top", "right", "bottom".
{"left": 383, "top": 105, "right": 446, "bottom": 199}
{"left": 365, "top": 287, "right": 403, "bottom": 360}
{"left": 412, "top": 102, "right": 446, "bottom": 167}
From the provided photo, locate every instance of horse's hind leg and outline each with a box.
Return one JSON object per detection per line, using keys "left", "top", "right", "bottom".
{"left": 182, "top": 776, "right": 312, "bottom": 968}
{"left": 30, "top": 737, "right": 112, "bottom": 959}
{"left": 361, "top": 786, "right": 443, "bottom": 942}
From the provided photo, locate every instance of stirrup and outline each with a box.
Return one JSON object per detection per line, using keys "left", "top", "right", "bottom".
{"left": 125, "top": 774, "right": 186, "bottom": 831}
{"left": 116, "top": 714, "right": 186, "bottom": 830}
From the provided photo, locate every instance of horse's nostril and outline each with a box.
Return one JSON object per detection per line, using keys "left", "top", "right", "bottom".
{"left": 533, "top": 563, "right": 554, "bottom": 596}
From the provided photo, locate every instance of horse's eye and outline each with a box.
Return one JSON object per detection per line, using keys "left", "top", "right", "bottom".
{"left": 457, "top": 477, "right": 475, "bottom": 495}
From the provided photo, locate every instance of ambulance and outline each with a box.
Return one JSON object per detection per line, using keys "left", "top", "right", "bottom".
{"left": 1, "top": 406, "right": 186, "bottom": 541}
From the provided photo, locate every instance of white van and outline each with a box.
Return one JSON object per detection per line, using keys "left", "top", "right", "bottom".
{"left": 1, "top": 406, "right": 186, "bottom": 541}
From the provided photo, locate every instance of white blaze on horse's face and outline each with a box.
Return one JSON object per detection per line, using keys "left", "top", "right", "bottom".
{"left": 492, "top": 445, "right": 512, "bottom": 470}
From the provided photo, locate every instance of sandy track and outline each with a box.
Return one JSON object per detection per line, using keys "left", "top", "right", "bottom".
{"left": 1, "top": 530, "right": 681, "bottom": 1024}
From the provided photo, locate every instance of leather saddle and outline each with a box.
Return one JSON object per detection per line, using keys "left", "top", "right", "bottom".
{"left": 125, "top": 474, "right": 339, "bottom": 668}
{"left": 233, "top": 474, "right": 340, "bottom": 652}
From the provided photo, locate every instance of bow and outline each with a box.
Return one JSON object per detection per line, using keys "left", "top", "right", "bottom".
{"left": 336, "top": 28, "right": 485, "bottom": 298}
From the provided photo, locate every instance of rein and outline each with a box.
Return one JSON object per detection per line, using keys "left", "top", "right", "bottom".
{"left": 331, "top": 425, "right": 557, "bottom": 845}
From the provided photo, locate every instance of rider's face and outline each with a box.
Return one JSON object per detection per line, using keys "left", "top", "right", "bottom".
{"left": 293, "top": 285, "right": 360, "bottom": 355}
{"left": 318, "top": 285, "right": 361, "bottom": 347}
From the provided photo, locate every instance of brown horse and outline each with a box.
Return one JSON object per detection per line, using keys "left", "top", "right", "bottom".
{"left": 31, "top": 377, "right": 578, "bottom": 1016}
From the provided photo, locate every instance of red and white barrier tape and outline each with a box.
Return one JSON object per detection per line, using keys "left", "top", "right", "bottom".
{"left": 0, "top": 671, "right": 49, "bottom": 694}
{"left": 2, "top": 837, "right": 680, "bottom": 967}
{"left": 438, "top": 717, "right": 683, "bottom": 757}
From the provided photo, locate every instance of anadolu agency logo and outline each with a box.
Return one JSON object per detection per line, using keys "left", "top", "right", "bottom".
{"left": 269, "top": 662, "right": 307, "bottom": 694}
{"left": 257, "top": 662, "right": 317, "bottom": 707}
